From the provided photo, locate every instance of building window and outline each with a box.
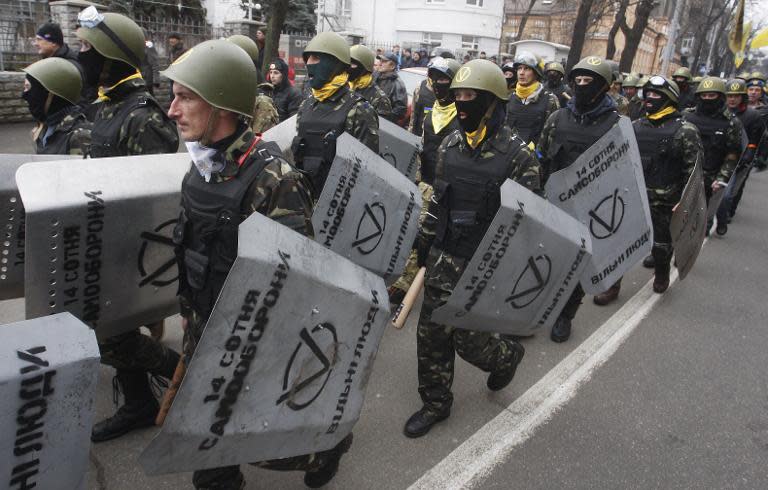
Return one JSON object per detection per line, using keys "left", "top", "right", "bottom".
{"left": 341, "top": 0, "right": 351, "bottom": 17}
{"left": 534, "top": 19, "right": 545, "bottom": 27}
{"left": 423, "top": 32, "right": 443, "bottom": 44}
{"left": 466, "top": 0, "right": 484, "bottom": 6}
{"left": 461, "top": 35, "right": 479, "bottom": 50}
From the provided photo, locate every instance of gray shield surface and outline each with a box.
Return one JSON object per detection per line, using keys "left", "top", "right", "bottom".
{"left": 140, "top": 211, "right": 389, "bottom": 474}
{"left": 0, "top": 154, "right": 78, "bottom": 300}
{"left": 670, "top": 160, "right": 707, "bottom": 280}
{"left": 706, "top": 185, "right": 726, "bottom": 221}
{"left": 431, "top": 179, "right": 592, "bottom": 336}
{"left": 16, "top": 155, "right": 190, "bottom": 339}
{"left": 378, "top": 117, "right": 421, "bottom": 181}
{"left": 312, "top": 133, "right": 421, "bottom": 285}
{"left": 0, "top": 312, "right": 100, "bottom": 490}
{"left": 261, "top": 115, "right": 297, "bottom": 163}
{"left": 544, "top": 117, "right": 653, "bottom": 294}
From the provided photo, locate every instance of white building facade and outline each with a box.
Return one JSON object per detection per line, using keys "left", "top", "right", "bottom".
{"left": 316, "top": 0, "right": 504, "bottom": 55}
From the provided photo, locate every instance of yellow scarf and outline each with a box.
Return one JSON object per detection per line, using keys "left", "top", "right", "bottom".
{"left": 515, "top": 81, "right": 540, "bottom": 101}
{"left": 647, "top": 105, "right": 676, "bottom": 121}
{"left": 349, "top": 73, "right": 373, "bottom": 91}
{"left": 431, "top": 101, "right": 457, "bottom": 134}
{"left": 97, "top": 71, "right": 143, "bottom": 102}
{"left": 312, "top": 73, "right": 350, "bottom": 102}
{"left": 465, "top": 125, "right": 487, "bottom": 149}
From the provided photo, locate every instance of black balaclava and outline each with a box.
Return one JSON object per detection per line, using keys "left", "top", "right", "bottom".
{"left": 429, "top": 72, "right": 452, "bottom": 103}
{"left": 572, "top": 71, "right": 608, "bottom": 112}
{"left": 78, "top": 48, "right": 104, "bottom": 87}
{"left": 643, "top": 89, "right": 670, "bottom": 115}
{"left": 697, "top": 94, "right": 723, "bottom": 116}
{"left": 102, "top": 59, "right": 136, "bottom": 88}
{"left": 674, "top": 79, "right": 689, "bottom": 93}
{"left": 305, "top": 53, "right": 344, "bottom": 89}
{"left": 455, "top": 91, "right": 496, "bottom": 133}
{"left": 348, "top": 62, "right": 367, "bottom": 82}
{"left": 546, "top": 72, "right": 562, "bottom": 88}
{"left": 22, "top": 76, "right": 50, "bottom": 122}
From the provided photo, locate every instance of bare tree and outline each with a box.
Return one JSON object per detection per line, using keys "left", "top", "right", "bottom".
{"left": 616, "top": 0, "right": 656, "bottom": 72}
{"left": 260, "top": 0, "right": 290, "bottom": 75}
{"left": 566, "top": 0, "right": 597, "bottom": 70}
{"left": 512, "top": 0, "right": 539, "bottom": 56}
{"left": 605, "top": 0, "right": 631, "bottom": 60}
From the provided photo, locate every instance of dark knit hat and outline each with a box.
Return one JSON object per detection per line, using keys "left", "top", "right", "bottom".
{"left": 36, "top": 22, "right": 64, "bottom": 46}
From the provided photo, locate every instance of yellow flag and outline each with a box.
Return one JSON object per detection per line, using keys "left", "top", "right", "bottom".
{"left": 752, "top": 27, "right": 768, "bottom": 49}
{"left": 728, "top": 0, "right": 747, "bottom": 55}
{"left": 735, "top": 53, "right": 745, "bottom": 69}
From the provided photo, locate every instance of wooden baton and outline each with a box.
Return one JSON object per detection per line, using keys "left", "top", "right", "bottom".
{"left": 391, "top": 267, "right": 426, "bottom": 329}
{"left": 155, "top": 354, "right": 186, "bottom": 426}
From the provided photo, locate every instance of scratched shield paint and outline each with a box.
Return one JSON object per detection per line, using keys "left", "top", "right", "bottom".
{"left": 378, "top": 117, "right": 421, "bottom": 181}
{"left": 670, "top": 159, "right": 707, "bottom": 280}
{"left": 0, "top": 313, "right": 99, "bottom": 490}
{"left": 544, "top": 118, "right": 653, "bottom": 294}
{"left": 140, "top": 211, "right": 389, "bottom": 474}
{"left": 16, "top": 155, "right": 190, "bottom": 339}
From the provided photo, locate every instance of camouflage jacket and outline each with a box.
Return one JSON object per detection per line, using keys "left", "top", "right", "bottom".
{"left": 633, "top": 111, "right": 703, "bottom": 206}
{"left": 296, "top": 85, "right": 380, "bottom": 153}
{"left": 354, "top": 82, "right": 393, "bottom": 121}
{"left": 609, "top": 92, "right": 630, "bottom": 116}
{"left": 628, "top": 95, "right": 645, "bottom": 121}
{"left": 418, "top": 124, "right": 543, "bottom": 254}
{"left": 408, "top": 79, "right": 436, "bottom": 136}
{"left": 683, "top": 107, "right": 744, "bottom": 183}
{"left": 180, "top": 126, "right": 314, "bottom": 342}
{"left": 251, "top": 93, "right": 279, "bottom": 134}
{"left": 90, "top": 77, "right": 179, "bottom": 156}
{"left": 34, "top": 106, "right": 91, "bottom": 156}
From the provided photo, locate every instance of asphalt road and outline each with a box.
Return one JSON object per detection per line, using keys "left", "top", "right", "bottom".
{"left": 1, "top": 123, "right": 766, "bottom": 489}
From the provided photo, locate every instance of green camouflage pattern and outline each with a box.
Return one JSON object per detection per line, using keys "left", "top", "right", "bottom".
{"left": 684, "top": 107, "right": 745, "bottom": 183}
{"left": 251, "top": 93, "right": 279, "bottom": 133}
{"left": 353, "top": 82, "right": 393, "bottom": 120}
{"left": 35, "top": 110, "right": 92, "bottom": 155}
{"left": 93, "top": 77, "right": 179, "bottom": 156}
{"left": 610, "top": 92, "right": 630, "bottom": 116}
{"left": 628, "top": 95, "right": 645, "bottom": 121}
{"left": 414, "top": 125, "right": 542, "bottom": 415}
{"left": 391, "top": 181, "right": 433, "bottom": 293}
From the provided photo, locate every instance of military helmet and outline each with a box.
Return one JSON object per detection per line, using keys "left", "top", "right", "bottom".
{"left": 642, "top": 75, "right": 680, "bottom": 104}
{"left": 747, "top": 71, "right": 766, "bottom": 85}
{"left": 427, "top": 56, "right": 461, "bottom": 80}
{"left": 23, "top": 57, "right": 82, "bottom": 105}
{"left": 450, "top": 59, "right": 510, "bottom": 101}
{"left": 303, "top": 31, "right": 350, "bottom": 65}
{"left": 672, "top": 67, "right": 692, "bottom": 81}
{"left": 76, "top": 9, "right": 145, "bottom": 69}
{"left": 725, "top": 78, "right": 747, "bottom": 95}
{"left": 622, "top": 73, "right": 640, "bottom": 88}
{"left": 350, "top": 44, "right": 375, "bottom": 72}
{"left": 736, "top": 71, "right": 751, "bottom": 81}
{"left": 545, "top": 61, "right": 565, "bottom": 76}
{"left": 569, "top": 56, "right": 612, "bottom": 86}
{"left": 226, "top": 34, "right": 259, "bottom": 64}
{"left": 512, "top": 51, "right": 544, "bottom": 78}
{"left": 695, "top": 76, "right": 726, "bottom": 95}
{"left": 161, "top": 39, "right": 256, "bottom": 118}
{"left": 501, "top": 61, "right": 515, "bottom": 73}
{"left": 691, "top": 76, "right": 702, "bottom": 85}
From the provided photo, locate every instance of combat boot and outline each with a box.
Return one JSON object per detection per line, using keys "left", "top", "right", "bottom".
{"left": 593, "top": 281, "right": 621, "bottom": 306}
{"left": 550, "top": 315, "right": 572, "bottom": 343}
{"left": 304, "top": 433, "right": 354, "bottom": 488}
{"left": 91, "top": 369, "right": 159, "bottom": 442}
{"left": 487, "top": 341, "right": 525, "bottom": 391}
{"left": 716, "top": 220, "right": 728, "bottom": 236}
{"left": 642, "top": 255, "right": 655, "bottom": 268}
{"left": 653, "top": 263, "right": 671, "bottom": 293}
{"left": 403, "top": 407, "right": 450, "bottom": 438}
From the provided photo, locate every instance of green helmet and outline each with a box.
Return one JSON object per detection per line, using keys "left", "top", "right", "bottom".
{"left": 161, "top": 39, "right": 256, "bottom": 118}
{"left": 691, "top": 76, "right": 702, "bottom": 85}
{"left": 725, "top": 78, "right": 747, "bottom": 95}
{"left": 695, "top": 76, "right": 726, "bottom": 95}
{"left": 23, "top": 57, "right": 82, "bottom": 105}
{"left": 513, "top": 51, "right": 544, "bottom": 79}
{"left": 450, "top": 59, "right": 510, "bottom": 101}
{"left": 642, "top": 75, "right": 680, "bottom": 104}
{"left": 545, "top": 61, "right": 565, "bottom": 76}
{"left": 736, "top": 71, "right": 751, "bottom": 81}
{"left": 672, "top": 67, "right": 692, "bottom": 81}
{"left": 569, "top": 56, "right": 612, "bottom": 86}
{"left": 226, "top": 34, "right": 259, "bottom": 64}
{"left": 303, "top": 32, "right": 350, "bottom": 65}
{"left": 622, "top": 74, "right": 640, "bottom": 88}
{"left": 747, "top": 71, "right": 766, "bottom": 83}
{"left": 350, "top": 44, "right": 375, "bottom": 72}
{"left": 427, "top": 56, "right": 462, "bottom": 80}
{"left": 76, "top": 11, "right": 145, "bottom": 69}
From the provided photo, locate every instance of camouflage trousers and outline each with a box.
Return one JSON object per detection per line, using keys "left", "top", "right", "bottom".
{"left": 99, "top": 328, "right": 177, "bottom": 376}
{"left": 650, "top": 204, "right": 673, "bottom": 264}
{"left": 417, "top": 248, "right": 523, "bottom": 415}
{"left": 392, "top": 182, "right": 434, "bottom": 293}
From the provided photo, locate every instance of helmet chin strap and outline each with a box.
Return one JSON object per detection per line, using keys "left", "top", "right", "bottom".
{"left": 199, "top": 107, "right": 220, "bottom": 147}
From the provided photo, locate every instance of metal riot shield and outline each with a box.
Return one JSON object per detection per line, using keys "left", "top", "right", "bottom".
{"left": 0, "top": 312, "right": 100, "bottom": 490}
{"left": 706, "top": 185, "right": 726, "bottom": 222}
{"left": 670, "top": 160, "right": 707, "bottom": 280}
{"left": 312, "top": 133, "right": 421, "bottom": 285}
{"left": 0, "top": 154, "right": 78, "bottom": 300}
{"left": 140, "top": 211, "right": 389, "bottom": 474}
{"left": 261, "top": 114, "right": 297, "bottom": 163}
{"left": 430, "top": 179, "right": 592, "bottom": 336}
{"left": 544, "top": 117, "right": 653, "bottom": 294}
{"left": 16, "top": 155, "right": 190, "bottom": 339}
{"left": 378, "top": 116, "right": 421, "bottom": 181}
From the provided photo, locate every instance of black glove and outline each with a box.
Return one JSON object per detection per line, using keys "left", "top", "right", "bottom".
{"left": 415, "top": 240, "right": 430, "bottom": 268}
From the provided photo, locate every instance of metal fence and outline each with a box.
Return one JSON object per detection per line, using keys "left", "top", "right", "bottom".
{"left": 135, "top": 14, "right": 214, "bottom": 62}
{"left": 0, "top": 0, "right": 51, "bottom": 71}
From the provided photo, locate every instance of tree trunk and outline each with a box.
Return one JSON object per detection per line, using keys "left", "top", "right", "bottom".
{"left": 567, "top": 0, "right": 596, "bottom": 71}
{"left": 606, "top": 0, "right": 630, "bottom": 60}
{"left": 512, "top": 0, "right": 539, "bottom": 56}
{"left": 618, "top": 0, "right": 655, "bottom": 72}
{"left": 261, "top": 0, "right": 290, "bottom": 75}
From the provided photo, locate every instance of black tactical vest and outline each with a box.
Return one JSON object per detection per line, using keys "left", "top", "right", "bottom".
{"left": 292, "top": 87, "right": 359, "bottom": 192}
{"left": 736, "top": 107, "right": 764, "bottom": 145}
{"left": 683, "top": 110, "right": 730, "bottom": 173}
{"left": 421, "top": 110, "right": 460, "bottom": 185}
{"left": 411, "top": 80, "right": 436, "bottom": 137}
{"left": 36, "top": 112, "right": 87, "bottom": 155}
{"left": 506, "top": 92, "right": 551, "bottom": 145}
{"left": 173, "top": 140, "right": 283, "bottom": 319}
{"left": 433, "top": 132, "right": 522, "bottom": 259}
{"left": 549, "top": 108, "right": 620, "bottom": 172}
{"left": 90, "top": 91, "right": 167, "bottom": 158}
{"left": 633, "top": 116, "right": 684, "bottom": 192}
